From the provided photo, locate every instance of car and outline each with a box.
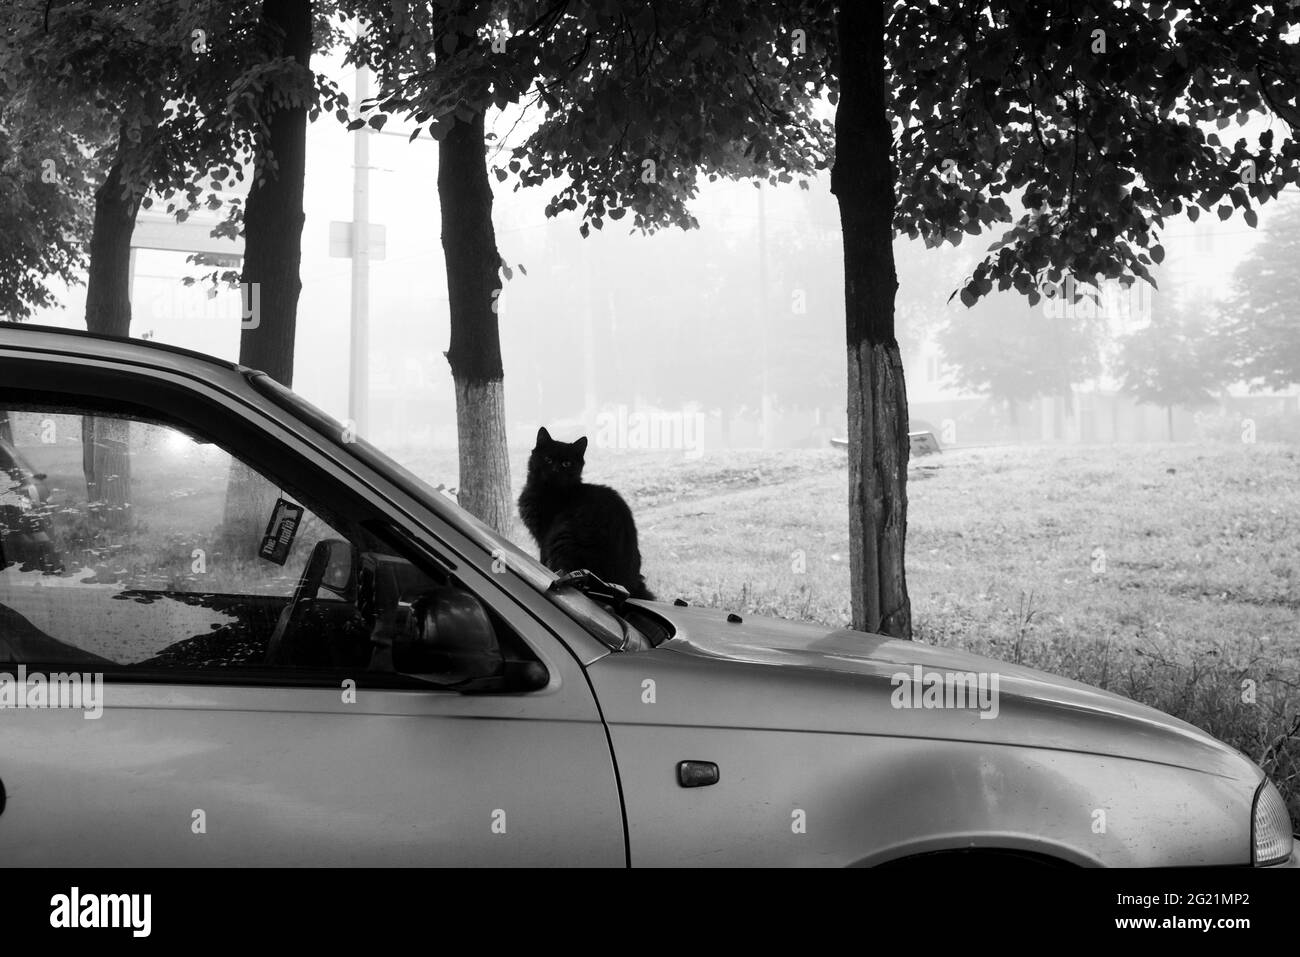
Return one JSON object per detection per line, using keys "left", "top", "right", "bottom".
{"left": 0, "top": 322, "right": 1295, "bottom": 867}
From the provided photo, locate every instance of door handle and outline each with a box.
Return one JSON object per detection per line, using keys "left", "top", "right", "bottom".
{"left": 677, "top": 761, "right": 719, "bottom": 788}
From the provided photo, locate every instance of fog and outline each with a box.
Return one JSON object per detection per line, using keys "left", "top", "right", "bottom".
{"left": 24, "top": 56, "right": 1297, "bottom": 460}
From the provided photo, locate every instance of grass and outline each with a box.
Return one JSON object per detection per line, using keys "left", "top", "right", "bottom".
{"left": 392, "top": 440, "right": 1300, "bottom": 824}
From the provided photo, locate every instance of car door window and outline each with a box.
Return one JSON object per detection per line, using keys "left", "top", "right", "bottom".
{"left": 0, "top": 405, "right": 538, "bottom": 688}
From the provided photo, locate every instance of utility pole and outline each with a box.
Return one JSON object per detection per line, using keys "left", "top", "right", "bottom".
{"left": 758, "top": 180, "right": 771, "bottom": 449}
{"left": 349, "top": 61, "right": 372, "bottom": 436}
{"left": 582, "top": 240, "right": 598, "bottom": 420}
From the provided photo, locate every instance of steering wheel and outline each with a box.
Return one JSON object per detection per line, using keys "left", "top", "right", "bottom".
{"left": 265, "top": 539, "right": 354, "bottom": 666}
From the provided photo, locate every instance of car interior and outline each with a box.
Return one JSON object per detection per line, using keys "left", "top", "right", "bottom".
{"left": 0, "top": 404, "right": 549, "bottom": 693}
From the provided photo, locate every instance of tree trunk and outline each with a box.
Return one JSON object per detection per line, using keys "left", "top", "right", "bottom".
{"left": 438, "top": 110, "right": 512, "bottom": 533}
{"left": 237, "top": 0, "right": 311, "bottom": 386}
{"left": 85, "top": 156, "right": 138, "bottom": 339}
{"left": 223, "top": 0, "right": 311, "bottom": 556}
{"left": 831, "top": 0, "right": 912, "bottom": 638}
{"left": 83, "top": 149, "right": 140, "bottom": 529}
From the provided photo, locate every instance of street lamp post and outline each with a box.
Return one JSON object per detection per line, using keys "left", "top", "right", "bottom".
{"left": 349, "top": 63, "right": 372, "bottom": 437}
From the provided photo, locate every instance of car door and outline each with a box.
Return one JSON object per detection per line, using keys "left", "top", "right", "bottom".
{"left": 0, "top": 380, "right": 625, "bottom": 866}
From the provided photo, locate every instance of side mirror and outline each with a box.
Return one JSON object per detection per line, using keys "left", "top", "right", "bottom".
{"left": 393, "top": 586, "right": 504, "bottom": 684}
{"left": 317, "top": 539, "right": 357, "bottom": 598}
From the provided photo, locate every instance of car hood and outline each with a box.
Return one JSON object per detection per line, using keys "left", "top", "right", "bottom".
{"left": 600, "top": 603, "right": 1262, "bottom": 784}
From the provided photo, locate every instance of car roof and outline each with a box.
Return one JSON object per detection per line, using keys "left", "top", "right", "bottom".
{"left": 0, "top": 322, "right": 252, "bottom": 381}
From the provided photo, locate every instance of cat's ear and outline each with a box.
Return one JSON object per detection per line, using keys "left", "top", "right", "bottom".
{"left": 536, "top": 426, "right": 552, "bottom": 446}
{"left": 574, "top": 436, "right": 588, "bottom": 455}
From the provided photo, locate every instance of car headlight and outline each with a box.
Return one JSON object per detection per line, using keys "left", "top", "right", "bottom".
{"left": 1252, "top": 777, "right": 1294, "bottom": 866}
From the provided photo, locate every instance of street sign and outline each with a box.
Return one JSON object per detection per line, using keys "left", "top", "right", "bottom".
{"left": 132, "top": 214, "right": 243, "bottom": 257}
{"left": 329, "top": 221, "right": 387, "bottom": 260}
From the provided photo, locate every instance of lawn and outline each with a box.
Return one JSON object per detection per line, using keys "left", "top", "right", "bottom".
{"left": 394, "top": 439, "right": 1300, "bottom": 820}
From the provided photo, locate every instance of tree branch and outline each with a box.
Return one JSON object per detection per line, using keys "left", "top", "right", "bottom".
{"left": 1255, "top": 66, "right": 1300, "bottom": 130}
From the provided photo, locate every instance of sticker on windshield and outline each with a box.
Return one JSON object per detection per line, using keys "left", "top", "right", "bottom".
{"left": 259, "top": 499, "right": 304, "bottom": 565}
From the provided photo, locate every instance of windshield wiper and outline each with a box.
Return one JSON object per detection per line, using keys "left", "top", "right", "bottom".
{"left": 547, "top": 569, "right": 631, "bottom": 608}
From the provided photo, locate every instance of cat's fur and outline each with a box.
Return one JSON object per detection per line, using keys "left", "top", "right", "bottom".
{"left": 518, "top": 427, "right": 654, "bottom": 600}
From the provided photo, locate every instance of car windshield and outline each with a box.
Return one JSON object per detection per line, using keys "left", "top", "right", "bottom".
{"left": 246, "top": 373, "right": 645, "bottom": 651}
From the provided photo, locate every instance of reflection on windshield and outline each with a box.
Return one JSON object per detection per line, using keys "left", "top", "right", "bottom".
{"left": 246, "top": 372, "right": 644, "bottom": 651}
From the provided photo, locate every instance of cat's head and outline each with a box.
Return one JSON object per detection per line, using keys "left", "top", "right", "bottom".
{"left": 527, "top": 426, "right": 587, "bottom": 488}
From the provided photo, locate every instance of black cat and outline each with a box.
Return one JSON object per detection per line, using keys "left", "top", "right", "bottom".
{"left": 518, "top": 427, "right": 655, "bottom": 600}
